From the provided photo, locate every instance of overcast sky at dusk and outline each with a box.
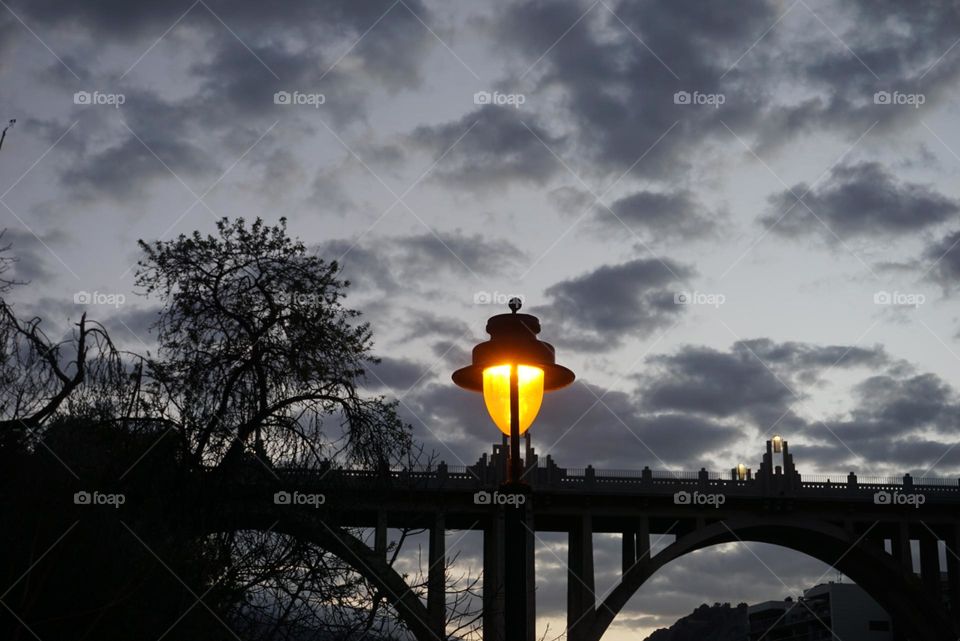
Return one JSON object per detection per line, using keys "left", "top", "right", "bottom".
{"left": 3, "top": 0, "right": 960, "bottom": 637}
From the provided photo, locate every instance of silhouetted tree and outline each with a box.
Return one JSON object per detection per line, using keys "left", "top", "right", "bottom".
{"left": 0, "top": 219, "right": 481, "bottom": 641}
{"left": 135, "top": 217, "right": 411, "bottom": 470}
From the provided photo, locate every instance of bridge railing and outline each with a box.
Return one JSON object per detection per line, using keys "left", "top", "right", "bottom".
{"left": 271, "top": 463, "right": 960, "bottom": 499}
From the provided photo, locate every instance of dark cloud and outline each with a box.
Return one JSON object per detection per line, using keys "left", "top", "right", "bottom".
{"left": 0, "top": 227, "right": 66, "bottom": 285}
{"left": 923, "top": 229, "right": 960, "bottom": 290}
{"left": 641, "top": 343, "right": 797, "bottom": 427}
{"left": 605, "top": 189, "right": 719, "bottom": 240}
{"left": 408, "top": 105, "right": 565, "bottom": 188}
{"left": 762, "top": 162, "right": 959, "bottom": 240}
{"left": 11, "top": 0, "right": 434, "bottom": 203}
{"left": 10, "top": 0, "right": 431, "bottom": 83}
{"left": 393, "top": 231, "right": 526, "bottom": 279}
{"left": 487, "top": 0, "right": 960, "bottom": 183}
{"left": 533, "top": 380, "right": 745, "bottom": 470}
{"left": 363, "top": 355, "right": 432, "bottom": 393}
{"left": 491, "top": 0, "right": 775, "bottom": 175}
{"left": 313, "top": 240, "right": 401, "bottom": 294}
{"left": 59, "top": 90, "right": 217, "bottom": 202}
{"left": 540, "top": 258, "right": 692, "bottom": 351}
{"left": 638, "top": 340, "right": 891, "bottom": 434}
{"left": 737, "top": 338, "right": 890, "bottom": 384}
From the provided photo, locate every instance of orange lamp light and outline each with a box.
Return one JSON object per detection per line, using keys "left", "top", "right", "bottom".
{"left": 482, "top": 364, "right": 545, "bottom": 435}
{"left": 452, "top": 299, "right": 574, "bottom": 437}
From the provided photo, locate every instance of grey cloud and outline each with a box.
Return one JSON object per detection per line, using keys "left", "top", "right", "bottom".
{"left": 408, "top": 105, "right": 565, "bottom": 188}
{"left": 489, "top": 0, "right": 960, "bottom": 182}
{"left": 638, "top": 340, "right": 892, "bottom": 435}
{"left": 641, "top": 344, "right": 797, "bottom": 424}
{"left": 363, "top": 355, "right": 432, "bottom": 393}
{"left": 313, "top": 240, "right": 401, "bottom": 294}
{"left": 605, "top": 189, "right": 719, "bottom": 240}
{"left": 540, "top": 257, "right": 692, "bottom": 351}
{"left": 393, "top": 231, "right": 527, "bottom": 279}
{"left": 0, "top": 227, "right": 67, "bottom": 285}
{"left": 923, "top": 229, "right": 960, "bottom": 290}
{"left": 762, "top": 162, "right": 959, "bottom": 240}
{"left": 59, "top": 91, "right": 217, "bottom": 202}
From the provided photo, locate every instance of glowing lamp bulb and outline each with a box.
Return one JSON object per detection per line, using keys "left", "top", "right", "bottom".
{"left": 482, "top": 364, "right": 545, "bottom": 436}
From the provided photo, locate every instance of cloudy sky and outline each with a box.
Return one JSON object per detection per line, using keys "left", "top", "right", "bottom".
{"left": 3, "top": 0, "right": 960, "bottom": 637}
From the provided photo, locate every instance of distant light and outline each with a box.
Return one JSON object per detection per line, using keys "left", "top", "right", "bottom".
{"left": 737, "top": 463, "right": 748, "bottom": 481}
{"left": 772, "top": 435, "right": 783, "bottom": 453}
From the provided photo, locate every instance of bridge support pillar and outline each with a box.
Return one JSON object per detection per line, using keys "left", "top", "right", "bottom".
{"left": 893, "top": 521, "right": 913, "bottom": 573}
{"left": 622, "top": 517, "right": 651, "bottom": 575}
{"left": 503, "top": 499, "right": 535, "bottom": 641}
{"left": 919, "top": 530, "right": 942, "bottom": 601}
{"left": 621, "top": 527, "right": 635, "bottom": 574}
{"left": 484, "top": 510, "right": 506, "bottom": 641}
{"left": 568, "top": 514, "right": 595, "bottom": 641}
{"left": 636, "top": 516, "right": 650, "bottom": 562}
{"left": 375, "top": 511, "right": 387, "bottom": 556}
{"left": 428, "top": 513, "right": 445, "bottom": 639}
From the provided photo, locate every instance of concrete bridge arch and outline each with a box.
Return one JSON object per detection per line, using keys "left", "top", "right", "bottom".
{"left": 582, "top": 516, "right": 953, "bottom": 641}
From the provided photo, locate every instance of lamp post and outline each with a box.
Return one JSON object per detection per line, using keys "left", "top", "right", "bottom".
{"left": 453, "top": 298, "right": 575, "bottom": 484}
{"left": 453, "top": 298, "right": 574, "bottom": 641}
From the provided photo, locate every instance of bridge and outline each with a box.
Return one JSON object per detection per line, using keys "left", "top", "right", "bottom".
{"left": 198, "top": 437, "right": 960, "bottom": 641}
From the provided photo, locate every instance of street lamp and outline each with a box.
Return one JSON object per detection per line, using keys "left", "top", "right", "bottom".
{"left": 453, "top": 298, "right": 574, "bottom": 484}
{"left": 453, "top": 298, "right": 574, "bottom": 641}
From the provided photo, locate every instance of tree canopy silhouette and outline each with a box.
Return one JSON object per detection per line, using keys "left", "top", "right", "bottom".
{"left": 136, "top": 216, "right": 412, "bottom": 470}
{"left": 0, "top": 219, "right": 475, "bottom": 641}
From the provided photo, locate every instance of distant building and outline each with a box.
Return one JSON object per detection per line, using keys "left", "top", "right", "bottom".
{"left": 747, "top": 582, "right": 891, "bottom": 641}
